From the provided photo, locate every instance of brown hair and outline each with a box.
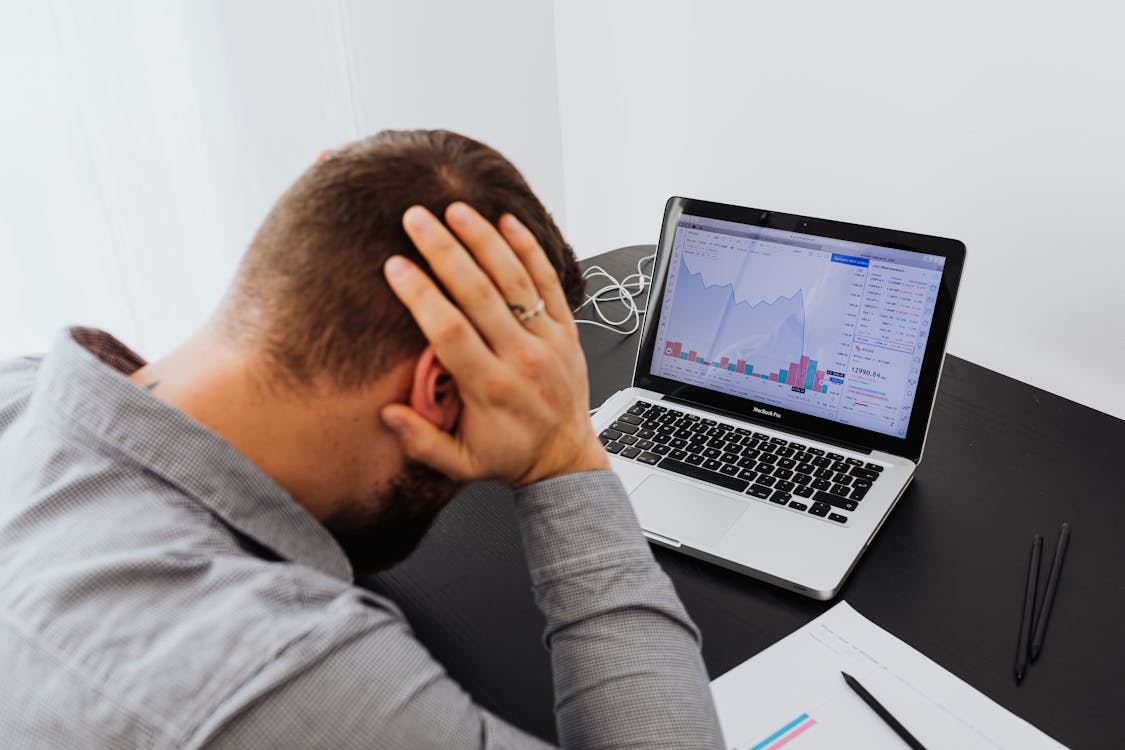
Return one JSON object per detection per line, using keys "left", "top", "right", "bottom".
{"left": 221, "top": 129, "right": 584, "bottom": 390}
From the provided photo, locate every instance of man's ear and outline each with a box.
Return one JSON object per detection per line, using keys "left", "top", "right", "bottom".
{"left": 408, "top": 346, "right": 460, "bottom": 432}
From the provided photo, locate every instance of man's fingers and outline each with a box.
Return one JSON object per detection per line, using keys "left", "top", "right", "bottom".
{"left": 498, "top": 214, "right": 574, "bottom": 323}
{"left": 381, "top": 404, "right": 473, "bottom": 480}
{"left": 383, "top": 255, "right": 491, "bottom": 374}
{"left": 402, "top": 206, "right": 525, "bottom": 346}
{"left": 444, "top": 203, "right": 544, "bottom": 326}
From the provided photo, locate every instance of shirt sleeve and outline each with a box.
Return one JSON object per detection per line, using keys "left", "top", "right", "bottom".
{"left": 194, "top": 603, "right": 558, "bottom": 750}
{"left": 199, "top": 471, "right": 723, "bottom": 750}
{"left": 513, "top": 470, "right": 724, "bottom": 749}
{"left": 0, "top": 355, "right": 43, "bottom": 434}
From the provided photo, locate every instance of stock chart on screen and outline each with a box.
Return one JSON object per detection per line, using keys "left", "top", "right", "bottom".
{"left": 649, "top": 217, "right": 944, "bottom": 437}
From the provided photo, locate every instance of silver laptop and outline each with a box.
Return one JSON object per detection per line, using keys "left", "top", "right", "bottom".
{"left": 592, "top": 197, "right": 966, "bottom": 599}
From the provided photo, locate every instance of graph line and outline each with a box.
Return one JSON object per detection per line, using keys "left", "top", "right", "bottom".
{"left": 671, "top": 257, "right": 807, "bottom": 367}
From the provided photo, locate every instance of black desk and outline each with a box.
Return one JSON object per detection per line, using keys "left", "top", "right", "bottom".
{"left": 364, "top": 245, "right": 1124, "bottom": 749}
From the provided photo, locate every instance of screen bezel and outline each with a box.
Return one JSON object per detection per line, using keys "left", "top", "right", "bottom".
{"left": 632, "top": 196, "right": 966, "bottom": 462}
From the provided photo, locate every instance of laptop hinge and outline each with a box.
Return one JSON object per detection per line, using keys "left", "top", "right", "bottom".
{"left": 659, "top": 394, "right": 873, "bottom": 455}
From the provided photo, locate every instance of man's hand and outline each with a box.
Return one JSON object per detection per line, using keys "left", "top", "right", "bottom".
{"left": 380, "top": 202, "right": 609, "bottom": 487}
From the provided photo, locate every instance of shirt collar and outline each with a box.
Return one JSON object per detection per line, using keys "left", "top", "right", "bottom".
{"left": 30, "top": 327, "right": 354, "bottom": 582}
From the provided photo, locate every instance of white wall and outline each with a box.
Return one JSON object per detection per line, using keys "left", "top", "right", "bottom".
{"left": 0, "top": 0, "right": 563, "bottom": 361}
{"left": 339, "top": 0, "right": 565, "bottom": 229}
{"left": 0, "top": 1, "right": 357, "bottom": 359}
{"left": 554, "top": 0, "right": 1125, "bottom": 420}
{"left": 3, "top": 1, "right": 1122, "bottom": 420}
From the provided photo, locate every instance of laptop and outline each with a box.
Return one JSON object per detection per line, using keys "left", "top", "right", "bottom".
{"left": 592, "top": 197, "right": 966, "bottom": 599}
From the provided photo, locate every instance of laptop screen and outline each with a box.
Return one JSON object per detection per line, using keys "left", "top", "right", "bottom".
{"left": 647, "top": 213, "right": 947, "bottom": 439}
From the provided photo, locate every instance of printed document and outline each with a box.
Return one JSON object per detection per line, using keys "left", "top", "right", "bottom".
{"left": 710, "top": 601, "right": 1066, "bottom": 749}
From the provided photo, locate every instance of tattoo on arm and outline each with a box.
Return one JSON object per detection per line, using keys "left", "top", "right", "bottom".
{"left": 144, "top": 380, "right": 161, "bottom": 392}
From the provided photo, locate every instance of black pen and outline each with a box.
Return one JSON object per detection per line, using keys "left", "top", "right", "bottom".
{"left": 841, "top": 671, "right": 927, "bottom": 749}
{"left": 1015, "top": 534, "right": 1042, "bottom": 682}
{"left": 1031, "top": 523, "right": 1070, "bottom": 661}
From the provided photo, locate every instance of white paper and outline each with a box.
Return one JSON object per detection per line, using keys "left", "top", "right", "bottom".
{"left": 710, "top": 601, "right": 1066, "bottom": 749}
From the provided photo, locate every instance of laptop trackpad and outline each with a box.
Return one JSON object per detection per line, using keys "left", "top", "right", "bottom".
{"left": 629, "top": 475, "right": 747, "bottom": 548}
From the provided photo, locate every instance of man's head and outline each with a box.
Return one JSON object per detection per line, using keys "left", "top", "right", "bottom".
{"left": 221, "top": 129, "right": 584, "bottom": 389}
{"left": 204, "top": 130, "right": 584, "bottom": 573}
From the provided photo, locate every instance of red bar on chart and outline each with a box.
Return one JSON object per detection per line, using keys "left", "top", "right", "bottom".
{"left": 666, "top": 341, "right": 682, "bottom": 357}
{"left": 720, "top": 357, "right": 729, "bottom": 370}
{"left": 688, "top": 350, "right": 697, "bottom": 362}
{"left": 813, "top": 370, "right": 825, "bottom": 391}
{"left": 769, "top": 373, "right": 778, "bottom": 382}
{"left": 737, "top": 359, "right": 746, "bottom": 373}
{"left": 799, "top": 355, "right": 810, "bottom": 382}
{"left": 787, "top": 363, "right": 800, "bottom": 386}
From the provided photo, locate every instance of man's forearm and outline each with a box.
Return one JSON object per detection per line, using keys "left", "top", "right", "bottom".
{"left": 515, "top": 471, "right": 724, "bottom": 749}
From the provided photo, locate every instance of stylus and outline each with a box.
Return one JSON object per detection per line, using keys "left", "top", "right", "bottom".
{"left": 1015, "top": 534, "right": 1042, "bottom": 683}
{"left": 1030, "top": 523, "right": 1070, "bottom": 661}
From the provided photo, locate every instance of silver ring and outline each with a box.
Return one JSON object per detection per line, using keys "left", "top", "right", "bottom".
{"left": 509, "top": 298, "right": 545, "bottom": 324}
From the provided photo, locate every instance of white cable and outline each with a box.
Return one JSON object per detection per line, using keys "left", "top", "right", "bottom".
{"left": 573, "top": 252, "right": 656, "bottom": 336}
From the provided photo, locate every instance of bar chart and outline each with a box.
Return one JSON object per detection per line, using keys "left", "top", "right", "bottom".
{"left": 649, "top": 241, "right": 860, "bottom": 417}
{"left": 662, "top": 340, "right": 830, "bottom": 394}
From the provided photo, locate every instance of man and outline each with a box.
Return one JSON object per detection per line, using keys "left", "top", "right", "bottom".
{"left": 0, "top": 130, "right": 723, "bottom": 748}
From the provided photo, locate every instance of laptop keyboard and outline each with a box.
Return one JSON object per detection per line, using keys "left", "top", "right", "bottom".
{"left": 600, "top": 400, "right": 886, "bottom": 525}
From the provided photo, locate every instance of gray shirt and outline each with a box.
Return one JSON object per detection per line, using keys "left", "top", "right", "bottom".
{"left": 0, "top": 328, "right": 723, "bottom": 749}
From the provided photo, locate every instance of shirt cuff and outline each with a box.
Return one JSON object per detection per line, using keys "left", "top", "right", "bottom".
{"left": 513, "top": 470, "right": 654, "bottom": 585}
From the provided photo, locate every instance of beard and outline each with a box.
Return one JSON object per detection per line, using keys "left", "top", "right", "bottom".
{"left": 322, "top": 459, "right": 462, "bottom": 576}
